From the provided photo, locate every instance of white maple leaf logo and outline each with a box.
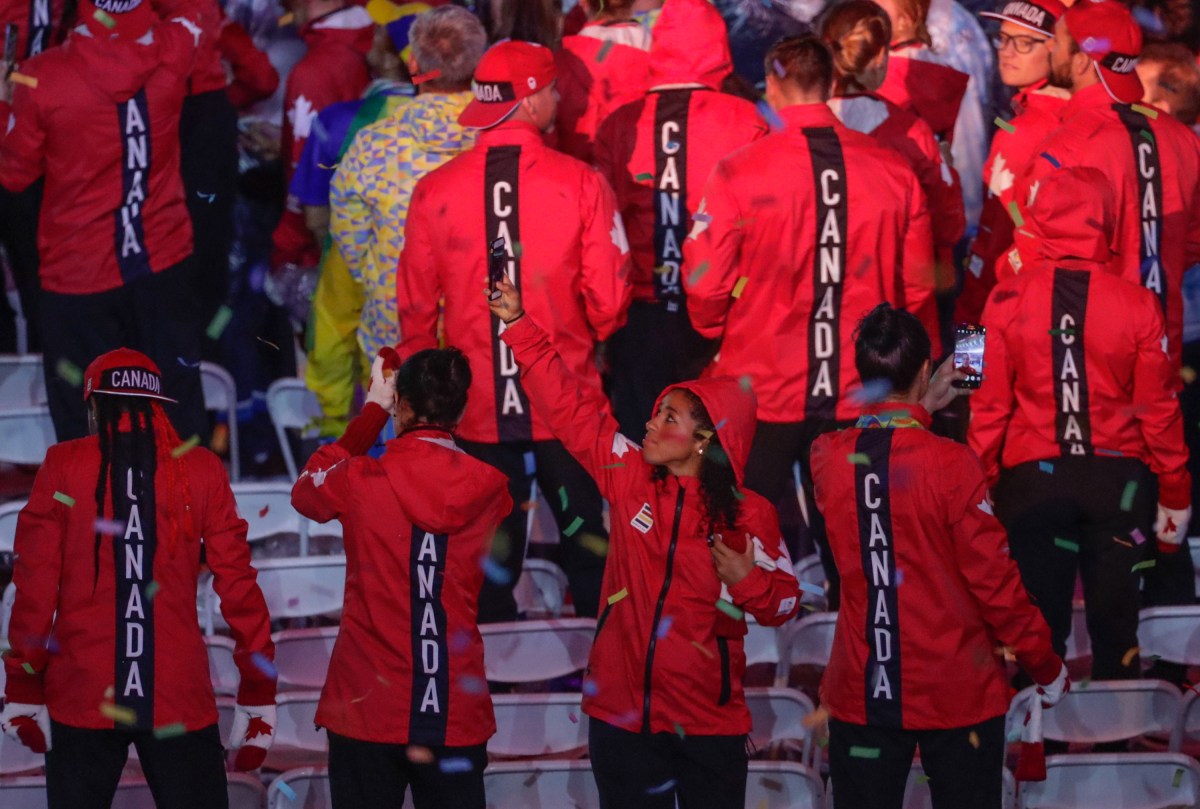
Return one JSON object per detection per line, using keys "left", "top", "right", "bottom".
{"left": 1026, "top": 180, "right": 1041, "bottom": 207}
{"left": 611, "top": 433, "right": 639, "bottom": 457}
{"left": 610, "top": 212, "right": 630, "bottom": 255}
{"left": 977, "top": 498, "right": 994, "bottom": 516}
{"left": 988, "top": 152, "right": 1015, "bottom": 197}
{"left": 288, "top": 94, "right": 316, "bottom": 141}
{"left": 688, "top": 198, "right": 711, "bottom": 240}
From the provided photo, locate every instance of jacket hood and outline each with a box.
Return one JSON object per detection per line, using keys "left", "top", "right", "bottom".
{"left": 648, "top": 0, "right": 733, "bottom": 90}
{"left": 394, "top": 91, "right": 477, "bottom": 154}
{"left": 69, "top": 24, "right": 166, "bottom": 104}
{"left": 302, "top": 5, "right": 373, "bottom": 52}
{"left": 654, "top": 376, "right": 758, "bottom": 485}
{"left": 1025, "top": 165, "right": 1115, "bottom": 267}
{"left": 380, "top": 430, "right": 511, "bottom": 534}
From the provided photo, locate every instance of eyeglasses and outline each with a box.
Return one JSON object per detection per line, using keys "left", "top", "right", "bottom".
{"left": 992, "top": 32, "right": 1050, "bottom": 54}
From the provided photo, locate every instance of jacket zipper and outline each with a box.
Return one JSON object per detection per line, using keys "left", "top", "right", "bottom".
{"left": 642, "top": 484, "right": 686, "bottom": 732}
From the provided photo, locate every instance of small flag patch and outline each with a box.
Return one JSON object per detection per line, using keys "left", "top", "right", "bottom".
{"left": 631, "top": 503, "right": 654, "bottom": 534}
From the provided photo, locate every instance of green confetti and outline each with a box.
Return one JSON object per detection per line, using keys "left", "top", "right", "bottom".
{"left": 916, "top": 774, "right": 931, "bottom": 785}
{"left": 1132, "top": 559, "right": 1156, "bottom": 573}
{"left": 1139, "top": 129, "right": 1155, "bottom": 142}
{"left": 818, "top": 737, "right": 829, "bottom": 748}
{"left": 1007, "top": 201, "right": 1024, "bottom": 227}
{"left": 55, "top": 358, "right": 83, "bottom": 387}
{"left": 846, "top": 453, "right": 870, "bottom": 466}
{"left": 92, "top": 8, "right": 116, "bottom": 28}
{"left": 558, "top": 486, "right": 568, "bottom": 511}
{"left": 731, "top": 486, "right": 745, "bottom": 501}
{"left": 1174, "top": 768, "right": 1185, "bottom": 788}
{"left": 687, "top": 261, "right": 710, "bottom": 286}
{"left": 600, "top": 462, "right": 625, "bottom": 469}
{"left": 674, "top": 722, "right": 686, "bottom": 738}
{"left": 1078, "top": 677, "right": 1090, "bottom": 690}
{"left": 146, "top": 581, "right": 161, "bottom": 600}
{"left": 607, "top": 587, "right": 628, "bottom": 605}
{"left": 153, "top": 722, "right": 187, "bottom": 739}
{"left": 634, "top": 172, "right": 654, "bottom": 182}
{"left": 1120, "top": 481, "right": 1138, "bottom": 512}
{"left": 849, "top": 745, "right": 881, "bottom": 759}
{"left": 1054, "top": 538, "right": 1079, "bottom": 553}
{"left": 52, "top": 491, "right": 75, "bottom": 507}
{"left": 205, "top": 305, "right": 234, "bottom": 340}
{"left": 563, "top": 516, "right": 585, "bottom": 537}
{"left": 171, "top": 435, "right": 201, "bottom": 458}
{"left": 731, "top": 277, "right": 749, "bottom": 298}
{"left": 994, "top": 116, "right": 1015, "bottom": 134}
{"left": 1131, "top": 103, "right": 1159, "bottom": 119}
{"left": 596, "top": 40, "right": 614, "bottom": 62}
{"left": 22, "top": 662, "right": 35, "bottom": 675}
{"left": 580, "top": 534, "right": 609, "bottom": 557}
{"left": 1047, "top": 328, "right": 1076, "bottom": 336}
{"left": 715, "top": 599, "right": 744, "bottom": 620}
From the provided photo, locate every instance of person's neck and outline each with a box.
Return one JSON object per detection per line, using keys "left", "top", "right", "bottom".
{"left": 881, "top": 391, "right": 921, "bottom": 406}
{"left": 664, "top": 457, "right": 702, "bottom": 479}
{"left": 1070, "top": 68, "right": 1100, "bottom": 96}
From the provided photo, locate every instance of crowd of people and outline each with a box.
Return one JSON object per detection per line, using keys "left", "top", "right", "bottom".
{"left": 1, "top": 0, "right": 1199, "bottom": 805}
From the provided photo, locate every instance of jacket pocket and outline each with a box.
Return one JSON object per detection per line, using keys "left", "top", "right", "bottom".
{"left": 717, "top": 636, "right": 731, "bottom": 706}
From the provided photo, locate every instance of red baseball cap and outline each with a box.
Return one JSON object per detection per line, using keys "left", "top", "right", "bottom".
{"left": 78, "top": 0, "right": 156, "bottom": 39}
{"left": 1064, "top": 0, "right": 1143, "bottom": 104}
{"left": 84, "top": 348, "right": 177, "bottom": 404}
{"left": 458, "top": 41, "right": 557, "bottom": 130}
{"left": 980, "top": 0, "right": 1066, "bottom": 38}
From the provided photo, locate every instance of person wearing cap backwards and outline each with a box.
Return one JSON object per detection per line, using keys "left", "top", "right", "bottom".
{"left": 331, "top": 4, "right": 485, "bottom": 426}
{"left": 0, "top": 0, "right": 210, "bottom": 443}
{"left": 811, "top": 303, "right": 1068, "bottom": 809}
{"left": 1, "top": 348, "right": 277, "bottom": 809}
{"left": 398, "top": 40, "right": 631, "bottom": 623}
{"left": 970, "top": 166, "right": 1191, "bottom": 682}
{"left": 955, "top": 0, "right": 1069, "bottom": 327}
{"left": 487, "top": 273, "right": 801, "bottom": 809}
{"left": 593, "top": 0, "right": 768, "bottom": 441}
{"left": 683, "top": 35, "right": 936, "bottom": 600}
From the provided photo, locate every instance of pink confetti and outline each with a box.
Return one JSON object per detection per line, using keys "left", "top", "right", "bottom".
{"left": 1131, "top": 527, "right": 1146, "bottom": 545}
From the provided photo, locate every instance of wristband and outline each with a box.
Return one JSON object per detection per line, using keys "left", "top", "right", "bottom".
{"left": 503, "top": 311, "right": 526, "bottom": 326}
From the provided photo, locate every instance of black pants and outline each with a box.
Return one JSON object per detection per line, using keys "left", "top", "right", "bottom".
{"left": 0, "top": 181, "right": 43, "bottom": 352}
{"left": 180, "top": 89, "right": 238, "bottom": 344}
{"left": 39, "top": 260, "right": 208, "bottom": 444}
{"left": 589, "top": 718, "right": 748, "bottom": 809}
{"left": 327, "top": 731, "right": 487, "bottom": 809}
{"left": 458, "top": 439, "right": 607, "bottom": 621}
{"left": 743, "top": 418, "right": 852, "bottom": 607}
{"left": 605, "top": 300, "right": 717, "bottom": 442}
{"left": 829, "top": 715, "right": 1005, "bottom": 809}
{"left": 45, "top": 720, "right": 227, "bottom": 809}
{"left": 994, "top": 457, "right": 1156, "bottom": 679}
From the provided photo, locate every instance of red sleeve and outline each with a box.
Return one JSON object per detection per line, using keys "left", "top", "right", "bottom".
{"left": 3, "top": 446, "right": 67, "bottom": 704}
{"left": 943, "top": 446, "right": 1062, "bottom": 686}
{"left": 0, "top": 78, "right": 46, "bottom": 193}
{"left": 967, "top": 285, "right": 1018, "bottom": 489}
{"left": 578, "top": 168, "right": 632, "bottom": 340}
{"left": 898, "top": 172, "right": 939, "bottom": 355}
{"left": 219, "top": 20, "right": 279, "bottom": 109}
{"left": 727, "top": 501, "right": 802, "bottom": 627}
{"left": 283, "top": 61, "right": 343, "bottom": 176}
{"left": 1188, "top": 138, "right": 1200, "bottom": 268}
{"left": 1130, "top": 290, "right": 1191, "bottom": 508}
{"left": 200, "top": 454, "right": 276, "bottom": 706}
{"left": 396, "top": 180, "right": 442, "bottom": 358}
{"left": 907, "top": 117, "right": 964, "bottom": 250}
{"left": 682, "top": 162, "right": 745, "bottom": 339}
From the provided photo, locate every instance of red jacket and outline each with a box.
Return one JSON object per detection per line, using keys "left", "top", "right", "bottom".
{"left": 0, "top": 18, "right": 197, "bottom": 294}
{"left": 153, "top": 0, "right": 225, "bottom": 95}
{"left": 968, "top": 167, "right": 1191, "bottom": 508}
{"left": 503, "top": 318, "right": 802, "bottom": 735}
{"left": 219, "top": 17, "right": 279, "bottom": 110}
{"left": 683, "top": 103, "right": 937, "bottom": 423}
{"left": 1014, "top": 85, "right": 1200, "bottom": 374}
{"left": 398, "top": 120, "right": 632, "bottom": 444}
{"left": 4, "top": 437, "right": 275, "bottom": 730}
{"left": 956, "top": 82, "right": 1068, "bottom": 325}
{"left": 828, "top": 93, "right": 964, "bottom": 254}
{"left": 876, "top": 42, "right": 969, "bottom": 143}
{"left": 593, "top": 0, "right": 768, "bottom": 307}
{"left": 811, "top": 403, "right": 1062, "bottom": 729}
{"left": 292, "top": 405, "right": 512, "bottom": 746}
{"left": 554, "top": 21, "right": 651, "bottom": 163}
{"left": 0, "top": 0, "right": 64, "bottom": 59}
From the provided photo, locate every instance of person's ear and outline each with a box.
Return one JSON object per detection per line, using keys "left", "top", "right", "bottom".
{"left": 405, "top": 53, "right": 420, "bottom": 77}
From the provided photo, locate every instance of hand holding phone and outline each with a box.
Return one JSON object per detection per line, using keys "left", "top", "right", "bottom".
{"left": 952, "top": 325, "right": 986, "bottom": 389}
{"left": 488, "top": 237, "right": 506, "bottom": 302}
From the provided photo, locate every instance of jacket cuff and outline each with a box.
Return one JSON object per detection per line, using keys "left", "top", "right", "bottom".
{"left": 3, "top": 660, "right": 45, "bottom": 705}
{"left": 236, "top": 676, "right": 277, "bottom": 707}
{"left": 729, "top": 565, "right": 770, "bottom": 604}
{"left": 336, "top": 402, "right": 389, "bottom": 456}
{"left": 499, "top": 312, "right": 539, "bottom": 348}
{"left": 1158, "top": 471, "right": 1191, "bottom": 511}
{"left": 1026, "top": 651, "right": 1064, "bottom": 687}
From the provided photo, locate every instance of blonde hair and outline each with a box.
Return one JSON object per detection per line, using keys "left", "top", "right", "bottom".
{"left": 819, "top": 1, "right": 892, "bottom": 95}
{"left": 891, "top": 0, "right": 931, "bottom": 47}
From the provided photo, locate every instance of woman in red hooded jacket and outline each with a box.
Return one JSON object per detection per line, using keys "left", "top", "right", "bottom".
{"left": 488, "top": 276, "right": 801, "bottom": 809}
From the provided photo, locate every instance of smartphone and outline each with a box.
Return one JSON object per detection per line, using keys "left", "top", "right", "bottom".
{"left": 3, "top": 24, "right": 17, "bottom": 78}
{"left": 952, "top": 325, "right": 986, "bottom": 389}
{"left": 488, "top": 237, "right": 506, "bottom": 301}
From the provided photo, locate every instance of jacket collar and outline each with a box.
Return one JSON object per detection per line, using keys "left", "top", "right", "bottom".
{"left": 856, "top": 402, "right": 932, "bottom": 429}
{"left": 476, "top": 120, "right": 546, "bottom": 148}
{"left": 1061, "top": 82, "right": 1121, "bottom": 123}
{"left": 776, "top": 103, "right": 842, "bottom": 131}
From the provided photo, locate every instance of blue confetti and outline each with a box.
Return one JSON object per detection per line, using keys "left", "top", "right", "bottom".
{"left": 457, "top": 675, "right": 486, "bottom": 694}
{"left": 1039, "top": 152, "right": 1060, "bottom": 168}
{"left": 1038, "top": 461, "right": 1054, "bottom": 474}
{"left": 583, "top": 678, "right": 599, "bottom": 697}
{"left": 647, "top": 779, "right": 677, "bottom": 795}
{"left": 523, "top": 452, "right": 536, "bottom": 476}
{"left": 656, "top": 616, "right": 674, "bottom": 638}
{"left": 757, "top": 100, "right": 785, "bottom": 132}
{"left": 482, "top": 556, "right": 513, "bottom": 585}
{"left": 439, "top": 757, "right": 474, "bottom": 774}
{"left": 251, "top": 652, "right": 277, "bottom": 680}
{"left": 850, "top": 378, "right": 893, "bottom": 405}
{"left": 277, "top": 781, "right": 297, "bottom": 801}
{"left": 799, "top": 581, "right": 825, "bottom": 597}
{"left": 714, "top": 418, "right": 728, "bottom": 430}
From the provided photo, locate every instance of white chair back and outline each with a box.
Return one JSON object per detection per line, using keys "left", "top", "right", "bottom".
{"left": 266, "top": 379, "right": 322, "bottom": 480}
{"left": 1138, "top": 606, "right": 1200, "bottom": 667}
{"left": 745, "top": 687, "right": 815, "bottom": 755}
{"left": 206, "top": 634, "right": 240, "bottom": 696}
{"left": 1019, "top": 753, "right": 1200, "bottom": 809}
{"left": 263, "top": 692, "right": 327, "bottom": 772}
{"left": 480, "top": 619, "right": 595, "bottom": 684}
{"left": 794, "top": 553, "right": 827, "bottom": 609}
{"left": 746, "top": 762, "right": 824, "bottom": 809}
{"left": 490, "top": 693, "right": 589, "bottom": 758}
{"left": 203, "top": 556, "right": 345, "bottom": 630}
{"left": 1, "top": 581, "right": 15, "bottom": 647}
{"left": 1007, "top": 680, "right": 1183, "bottom": 749}
{"left": 0, "top": 407, "right": 55, "bottom": 465}
{"left": 775, "top": 611, "right": 837, "bottom": 686}
{"left": 1065, "top": 601, "right": 1091, "bottom": 663}
{"left": 0, "top": 775, "right": 49, "bottom": 809}
{"left": 0, "top": 355, "right": 46, "bottom": 408}
{"left": 232, "top": 482, "right": 304, "bottom": 543}
{"left": 200, "top": 361, "right": 240, "bottom": 482}
{"left": 744, "top": 616, "right": 781, "bottom": 668}
{"left": 483, "top": 760, "right": 600, "bottom": 809}
{"left": 226, "top": 773, "right": 268, "bottom": 809}
{"left": 513, "top": 559, "right": 570, "bottom": 618}
{"left": 273, "top": 626, "right": 338, "bottom": 690}
{"left": 0, "top": 499, "right": 22, "bottom": 557}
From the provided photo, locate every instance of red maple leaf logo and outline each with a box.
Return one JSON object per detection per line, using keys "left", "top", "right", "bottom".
{"left": 243, "top": 716, "right": 274, "bottom": 742}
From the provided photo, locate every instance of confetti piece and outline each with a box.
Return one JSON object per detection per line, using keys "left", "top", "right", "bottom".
{"left": 1122, "top": 646, "right": 1139, "bottom": 668}
{"left": 715, "top": 599, "right": 744, "bottom": 620}
{"left": 93, "top": 8, "right": 116, "bottom": 27}
{"left": 9, "top": 72, "right": 37, "bottom": 88}
{"left": 579, "top": 533, "right": 609, "bottom": 557}
{"left": 277, "top": 781, "right": 298, "bottom": 801}
{"left": 1113, "top": 537, "right": 1133, "bottom": 548}
{"left": 648, "top": 778, "right": 678, "bottom": 794}
{"left": 146, "top": 581, "right": 160, "bottom": 600}
{"left": 1132, "top": 559, "right": 1156, "bottom": 573}
{"left": 564, "top": 516, "right": 585, "bottom": 536}
{"left": 583, "top": 679, "right": 600, "bottom": 696}
{"left": 849, "top": 746, "right": 880, "bottom": 759}
{"left": 673, "top": 723, "right": 686, "bottom": 738}
{"left": 1120, "top": 481, "right": 1137, "bottom": 512}
{"left": 994, "top": 116, "right": 1015, "bottom": 134}
{"left": 916, "top": 774, "right": 931, "bottom": 785}
{"left": 439, "top": 757, "right": 474, "bottom": 774}
{"left": 1054, "top": 538, "right": 1079, "bottom": 553}
{"left": 1039, "top": 152, "right": 1060, "bottom": 168}
{"left": 969, "top": 731, "right": 980, "bottom": 748}
{"left": 55, "top": 358, "right": 82, "bottom": 386}
{"left": 458, "top": 674, "right": 486, "bottom": 694}
{"left": 635, "top": 172, "right": 654, "bottom": 182}
{"left": 1131, "top": 103, "right": 1159, "bottom": 120}
{"left": 596, "top": 40, "right": 613, "bottom": 62}
{"left": 569, "top": 712, "right": 579, "bottom": 724}
{"left": 692, "top": 212, "right": 712, "bottom": 223}
{"left": 688, "top": 261, "right": 710, "bottom": 286}
{"left": 656, "top": 616, "right": 673, "bottom": 638}
{"left": 51, "top": 491, "right": 76, "bottom": 508}
{"left": 558, "top": 486, "right": 568, "bottom": 511}
{"left": 607, "top": 587, "right": 629, "bottom": 605}
{"left": 1175, "top": 768, "right": 1185, "bottom": 788}
{"left": 1039, "top": 461, "right": 1054, "bottom": 474}
{"left": 1047, "top": 328, "right": 1076, "bottom": 336}
{"left": 256, "top": 336, "right": 280, "bottom": 351}
{"left": 1181, "top": 367, "right": 1197, "bottom": 384}
{"left": 259, "top": 505, "right": 270, "bottom": 518}
{"left": 411, "top": 69, "right": 442, "bottom": 84}
{"left": 206, "top": 305, "right": 233, "bottom": 340}
{"left": 172, "top": 435, "right": 201, "bottom": 458}
{"left": 22, "top": 662, "right": 35, "bottom": 674}
{"left": 251, "top": 652, "right": 277, "bottom": 679}
{"left": 731, "top": 277, "right": 749, "bottom": 298}
{"left": 799, "top": 581, "right": 825, "bottom": 597}
{"left": 523, "top": 451, "right": 536, "bottom": 476}
{"left": 154, "top": 722, "right": 187, "bottom": 739}
{"left": 100, "top": 703, "right": 137, "bottom": 725}
{"left": 739, "top": 375, "right": 752, "bottom": 392}
{"left": 731, "top": 487, "right": 745, "bottom": 501}
{"left": 1131, "top": 527, "right": 1146, "bottom": 545}
{"left": 482, "top": 557, "right": 512, "bottom": 585}
{"left": 847, "top": 453, "right": 870, "bottom": 466}
{"left": 600, "top": 462, "right": 625, "bottom": 469}
{"left": 1007, "top": 201, "right": 1024, "bottom": 227}
{"left": 1078, "top": 677, "right": 1090, "bottom": 689}
{"left": 1139, "top": 129, "right": 1155, "bottom": 142}
{"left": 691, "top": 640, "right": 714, "bottom": 659}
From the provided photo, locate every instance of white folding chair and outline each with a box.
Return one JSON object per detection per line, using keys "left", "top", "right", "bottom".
{"left": 513, "top": 559, "right": 571, "bottom": 618}
{"left": 744, "top": 616, "right": 781, "bottom": 669}
{"left": 265, "top": 379, "right": 322, "bottom": 480}
{"left": 1139, "top": 606, "right": 1200, "bottom": 667}
{"left": 1065, "top": 600, "right": 1091, "bottom": 663}
{"left": 490, "top": 693, "right": 589, "bottom": 758}
{"left": 266, "top": 767, "right": 337, "bottom": 809}
{"left": 0, "top": 355, "right": 46, "bottom": 408}
{"left": 775, "top": 611, "right": 837, "bottom": 687}
{"left": 745, "top": 686, "right": 816, "bottom": 765}
{"left": 794, "top": 553, "right": 827, "bottom": 609}
{"left": 273, "top": 626, "right": 338, "bottom": 691}
{"left": 1190, "top": 538, "right": 1200, "bottom": 599}
{"left": 200, "top": 361, "right": 240, "bottom": 483}
{"left": 226, "top": 772, "right": 268, "bottom": 809}
{"left": 745, "top": 761, "right": 824, "bottom": 809}
{"left": 1, "top": 581, "right": 15, "bottom": 648}
{"left": 205, "top": 556, "right": 346, "bottom": 629}
{"left": 231, "top": 482, "right": 305, "bottom": 545}
{"left": 217, "top": 695, "right": 236, "bottom": 744}
{"left": 263, "top": 691, "right": 327, "bottom": 772}
{"left": 480, "top": 619, "right": 595, "bottom": 685}
{"left": 0, "top": 775, "right": 49, "bottom": 809}
{"left": 206, "top": 634, "right": 240, "bottom": 696}
{"left": 0, "top": 499, "right": 22, "bottom": 558}
{"left": 0, "top": 407, "right": 55, "bottom": 465}
{"left": 483, "top": 760, "right": 600, "bottom": 809}
{"left": 1019, "top": 752, "right": 1200, "bottom": 809}
{"left": 1007, "top": 680, "right": 1184, "bottom": 751}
